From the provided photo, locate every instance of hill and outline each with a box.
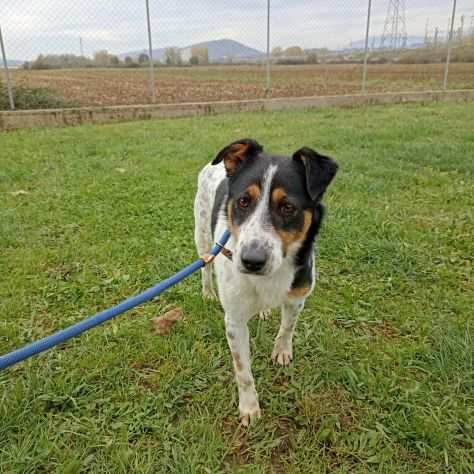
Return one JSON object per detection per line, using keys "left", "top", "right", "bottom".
{"left": 119, "top": 39, "right": 263, "bottom": 63}
{"left": 349, "top": 35, "right": 425, "bottom": 50}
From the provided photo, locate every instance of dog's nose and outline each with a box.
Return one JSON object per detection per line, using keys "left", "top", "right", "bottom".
{"left": 241, "top": 243, "right": 267, "bottom": 273}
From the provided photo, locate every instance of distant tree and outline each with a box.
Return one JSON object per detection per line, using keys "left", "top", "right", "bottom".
{"left": 110, "top": 55, "right": 120, "bottom": 66}
{"left": 94, "top": 49, "right": 109, "bottom": 66}
{"left": 189, "top": 56, "right": 199, "bottom": 65}
{"left": 94, "top": 50, "right": 114, "bottom": 67}
{"left": 271, "top": 46, "right": 283, "bottom": 57}
{"left": 165, "top": 47, "right": 181, "bottom": 65}
{"left": 31, "top": 54, "right": 50, "bottom": 69}
{"left": 29, "top": 53, "right": 92, "bottom": 69}
{"left": 138, "top": 53, "right": 149, "bottom": 64}
{"left": 123, "top": 56, "right": 139, "bottom": 68}
{"left": 284, "top": 46, "right": 304, "bottom": 56}
{"left": 306, "top": 52, "right": 318, "bottom": 64}
{"left": 191, "top": 47, "right": 209, "bottom": 64}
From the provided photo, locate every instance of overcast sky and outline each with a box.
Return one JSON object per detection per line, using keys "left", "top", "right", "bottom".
{"left": 2, "top": 0, "right": 473, "bottom": 60}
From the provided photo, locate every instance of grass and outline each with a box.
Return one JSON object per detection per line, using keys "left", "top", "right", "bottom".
{"left": 0, "top": 102, "right": 473, "bottom": 473}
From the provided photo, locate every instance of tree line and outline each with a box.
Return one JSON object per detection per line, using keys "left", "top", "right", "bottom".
{"left": 23, "top": 47, "right": 210, "bottom": 69}
{"left": 22, "top": 37, "right": 474, "bottom": 70}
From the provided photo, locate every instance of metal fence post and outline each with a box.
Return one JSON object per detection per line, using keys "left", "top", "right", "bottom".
{"left": 443, "top": 0, "right": 457, "bottom": 90}
{"left": 145, "top": 0, "right": 156, "bottom": 103}
{"left": 0, "top": 24, "right": 15, "bottom": 110}
{"left": 362, "top": 0, "right": 372, "bottom": 93}
{"left": 265, "top": 0, "right": 271, "bottom": 95}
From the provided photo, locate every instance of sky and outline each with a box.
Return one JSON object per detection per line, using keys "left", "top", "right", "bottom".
{"left": 2, "top": 0, "right": 474, "bottom": 60}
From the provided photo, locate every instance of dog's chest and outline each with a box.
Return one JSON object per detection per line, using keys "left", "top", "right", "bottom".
{"left": 253, "top": 265, "right": 295, "bottom": 309}
{"left": 220, "top": 258, "right": 296, "bottom": 312}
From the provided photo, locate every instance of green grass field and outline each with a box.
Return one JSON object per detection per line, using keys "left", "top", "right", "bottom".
{"left": 1, "top": 102, "right": 473, "bottom": 473}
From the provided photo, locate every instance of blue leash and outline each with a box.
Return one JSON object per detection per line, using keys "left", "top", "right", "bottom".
{"left": 0, "top": 230, "right": 231, "bottom": 371}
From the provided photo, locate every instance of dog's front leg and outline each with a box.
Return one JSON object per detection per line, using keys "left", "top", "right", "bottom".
{"left": 225, "top": 314, "right": 261, "bottom": 426}
{"left": 272, "top": 298, "right": 305, "bottom": 366}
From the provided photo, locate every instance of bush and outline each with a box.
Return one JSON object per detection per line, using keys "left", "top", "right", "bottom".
{"left": 0, "top": 85, "right": 79, "bottom": 110}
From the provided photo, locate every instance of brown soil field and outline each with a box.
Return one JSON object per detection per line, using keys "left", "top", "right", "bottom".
{"left": 10, "top": 63, "right": 474, "bottom": 107}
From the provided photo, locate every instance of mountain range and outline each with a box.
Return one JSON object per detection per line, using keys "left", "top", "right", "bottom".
{"left": 2, "top": 35, "right": 431, "bottom": 67}
{"left": 348, "top": 35, "right": 425, "bottom": 50}
{"left": 119, "top": 38, "right": 263, "bottom": 63}
{"left": 2, "top": 59, "right": 24, "bottom": 68}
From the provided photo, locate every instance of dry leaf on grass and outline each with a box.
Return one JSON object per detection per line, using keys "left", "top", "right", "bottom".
{"left": 9, "top": 190, "right": 30, "bottom": 197}
{"left": 151, "top": 307, "right": 183, "bottom": 335}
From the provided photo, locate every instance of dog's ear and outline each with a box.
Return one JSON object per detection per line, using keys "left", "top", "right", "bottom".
{"left": 212, "top": 139, "right": 263, "bottom": 177}
{"left": 293, "top": 147, "right": 338, "bottom": 201}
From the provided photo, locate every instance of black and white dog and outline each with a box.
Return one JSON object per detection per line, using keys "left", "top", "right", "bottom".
{"left": 194, "top": 139, "right": 338, "bottom": 425}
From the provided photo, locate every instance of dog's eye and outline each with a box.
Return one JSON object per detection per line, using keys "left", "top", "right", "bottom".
{"left": 238, "top": 196, "right": 250, "bottom": 209}
{"left": 280, "top": 202, "right": 297, "bottom": 217}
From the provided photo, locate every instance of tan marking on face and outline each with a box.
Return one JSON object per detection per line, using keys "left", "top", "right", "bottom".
{"left": 276, "top": 210, "right": 313, "bottom": 256}
{"left": 227, "top": 199, "right": 239, "bottom": 236}
{"left": 232, "top": 352, "right": 243, "bottom": 372}
{"left": 271, "top": 187, "right": 287, "bottom": 206}
{"left": 287, "top": 285, "right": 311, "bottom": 299}
{"left": 224, "top": 143, "right": 249, "bottom": 176}
{"left": 246, "top": 183, "right": 261, "bottom": 202}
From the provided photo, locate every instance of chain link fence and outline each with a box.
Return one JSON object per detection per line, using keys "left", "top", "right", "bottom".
{"left": 1, "top": 1, "right": 473, "bottom": 110}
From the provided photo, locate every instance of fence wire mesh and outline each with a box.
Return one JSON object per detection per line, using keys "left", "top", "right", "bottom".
{"left": 1, "top": 1, "right": 473, "bottom": 110}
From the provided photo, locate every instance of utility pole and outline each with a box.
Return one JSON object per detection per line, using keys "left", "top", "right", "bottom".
{"left": 79, "top": 36, "right": 84, "bottom": 57}
{"left": 145, "top": 0, "right": 156, "bottom": 103}
{"left": 424, "top": 18, "right": 430, "bottom": 46}
{"left": 458, "top": 14, "right": 465, "bottom": 42}
{"left": 444, "top": 0, "right": 457, "bottom": 90}
{"left": 470, "top": 16, "right": 474, "bottom": 45}
{"left": 362, "top": 0, "right": 372, "bottom": 93}
{"left": 265, "top": 0, "right": 271, "bottom": 95}
{"left": 0, "top": 24, "right": 15, "bottom": 110}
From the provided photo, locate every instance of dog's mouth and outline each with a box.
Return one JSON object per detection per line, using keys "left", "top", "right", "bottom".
{"left": 239, "top": 268, "right": 267, "bottom": 276}
{"left": 237, "top": 260, "right": 272, "bottom": 277}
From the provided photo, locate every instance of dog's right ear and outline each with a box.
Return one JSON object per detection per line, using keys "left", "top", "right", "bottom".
{"left": 212, "top": 139, "right": 263, "bottom": 177}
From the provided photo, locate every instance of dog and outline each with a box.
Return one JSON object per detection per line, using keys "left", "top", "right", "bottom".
{"left": 194, "top": 139, "right": 338, "bottom": 425}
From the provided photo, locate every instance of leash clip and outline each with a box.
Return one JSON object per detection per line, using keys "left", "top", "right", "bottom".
{"left": 202, "top": 242, "right": 233, "bottom": 265}
{"left": 215, "top": 241, "right": 233, "bottom": 261}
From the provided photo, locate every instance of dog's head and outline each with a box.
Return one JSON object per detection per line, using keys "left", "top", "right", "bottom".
{"left": 212, "top": 139, "right": 338, "bottom": 276}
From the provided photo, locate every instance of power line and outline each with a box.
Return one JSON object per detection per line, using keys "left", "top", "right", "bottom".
{"left": 424, "top": 18, "right": 430, "bottom": 45}
{"left": 380, "top": 0, "right": 408, "bottom": 50}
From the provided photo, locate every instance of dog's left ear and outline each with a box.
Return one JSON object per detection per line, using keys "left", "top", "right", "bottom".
{"left": 212, "top": 138, "right": 263, "bottom": 177}
{"left": 293, "top": 147, "right": 338, "bottom": 201}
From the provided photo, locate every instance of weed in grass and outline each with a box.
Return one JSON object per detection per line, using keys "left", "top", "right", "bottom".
{"left": 0, "top": 85, "right": 78, "bottom": 110}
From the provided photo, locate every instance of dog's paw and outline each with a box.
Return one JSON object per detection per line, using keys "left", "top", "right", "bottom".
{"left": 202, "top": 288, "right": 218, "bottom": 301}
{"left": 259, "top": 309, "right": 271, "bottom": 320}
{"left": 271, "top": 338, "right": 293, "bottom": 366}
{"left": 239, "top": 404, "right": 261, "bottom": 427}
